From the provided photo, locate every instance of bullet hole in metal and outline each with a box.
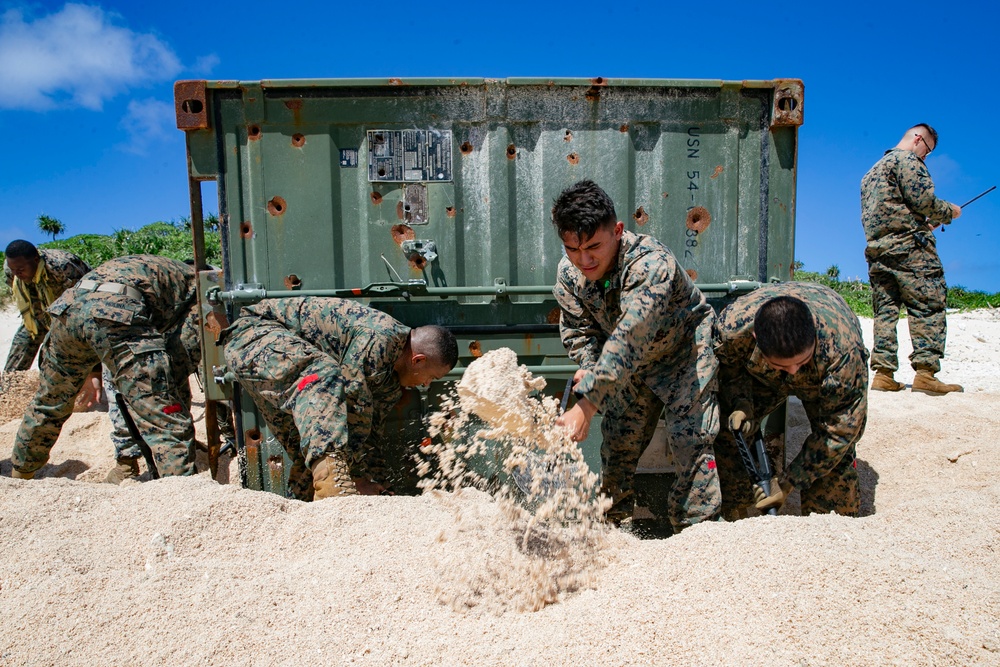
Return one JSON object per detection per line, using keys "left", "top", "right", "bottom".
{"left": 469, "top": 341, "right": 483, "bottom": 358}
{"left": 246, "top": 428, "right": 262, "bottom": 446}
{"left": 662, "top": 192, "right": 670, "bottom": 199}
{"left": 181, "top": 99, "right": 203, "bottom": 114}
{"left": 267, "top": 196, "right": 286, "bottom": 216}
{"left": 284, "top": 99, "right": 303, "bottom": 112}
{"left": 239, "top": 221, "right": 252, "bottom": 238}
{"left": 633, "top": 206, "right": 649, "bottom": 226}
{"left": 564, "top": 130, "right": 573, "bottom": 141}
{"left": 686, "top": 206, "right": 711, "bottom": 233}
{"left": 506, "top": 144, "right": 517, "bottom": 159}
{"left": 686, "top": 269, "right": 699, "bottom": 281}
{"left": 460, "top": 141, "right": 474, "bottom": 155}
{"left": 248, "top": 124, "right": 262, "bottom": 141}
{"left": 592, "top": 76, "right": 605, "bottom": 85}
{"left": 370, "top": 191, "right": 383, "bottom": 205}
{"left": 284, "top": 274, "right": 301, "bottom": 289}
{"left": 567, "top": 153, "right": 580, "bottom": 165}
{"left": 410, "top": 255, "right": 428, "bottom": 270}
{"left": 711, "top": 165, "right": 724, "bottom": 179}
{"left": 292, "top": 134, "right": 305, "bottom": 147}
{"left": 546, "top": 307, "right": 561, "bottom": 324}
{"left": 391, "top": 224, "right": 415, "bottom": 245}
{"left": 267, "top": 456, "right": 283, "bottom": 473}
{"left": 377, "top": 167, "right": 387, "bottom": 177}
{"left": 620, "top": 124, "right": 629, "bottom": 133}
{"left": 446, "top": 206, "right": 456, "bottom": 218}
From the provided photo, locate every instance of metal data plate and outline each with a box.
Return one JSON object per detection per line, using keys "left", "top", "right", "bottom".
{"left": 367, "top": 129, "right": 453, "bottom": 182}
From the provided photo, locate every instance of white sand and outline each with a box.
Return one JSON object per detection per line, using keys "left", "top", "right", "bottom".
{"left": 2, "top": 303, "right": 999, "bottom": 666}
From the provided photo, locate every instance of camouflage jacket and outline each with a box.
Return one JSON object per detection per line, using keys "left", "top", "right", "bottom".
{"left": 861, "top": 148, "right": 954, "bottom": 259}
{"left": 553, "top": 230, "right": 714, "bottom": 410}
{"left": 4, "top": 248, "right": 91, "bottom": 338}
{"left": 713, "top": 282, "right": 869, "bottom": 489}
{"left": 48, "top": 255, "right": 198, "bottom": 335}
{"left": 239, "top": 297, "right": 410, "bottom": 449}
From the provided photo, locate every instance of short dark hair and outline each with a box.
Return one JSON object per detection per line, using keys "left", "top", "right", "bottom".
{"left": 5, "top": 240, "right": 39, "bottom": 260}
{"left": 911, "top": 123, "right": 938, "bottom": 149}
{"left": 414, "top": 325, "right": 459, "bottom": 368}
{"left": 754, "top": 296, "right": 816, "bottom": 359}
{"left": 551, "top": 180, "right": 617, "bottom": 239}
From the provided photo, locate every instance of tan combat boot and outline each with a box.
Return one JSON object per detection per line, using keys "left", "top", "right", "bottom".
{"left": 105, "top": 457, "right": 141, "bottom": 484}
{"left": 11, "top": 468, "right": 35, "bottom": 480}
{"left": 871, "top": 369, "right": 905, "bottom": 392}
{"left": 911, "top": 370, "right": 964, "bottom": 395}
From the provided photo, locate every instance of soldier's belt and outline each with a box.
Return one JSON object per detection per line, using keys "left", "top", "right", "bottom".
{"left": 77, "top": 280, "right": 143, "bottom": 301}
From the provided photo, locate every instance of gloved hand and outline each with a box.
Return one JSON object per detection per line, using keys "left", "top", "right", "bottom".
{"left": 753, "top": 477, "right": 794, "bottom": 512}
{"left": 11, "top": 468, "right": 34, "bottom": 480}
{"left": 311, "top": 455, "right": 357, "bottom": 499}
{"left": 728, "top": 409, "right": 756, "bottom": 436}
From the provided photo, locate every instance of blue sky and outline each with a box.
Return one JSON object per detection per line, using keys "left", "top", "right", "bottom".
{"left": 1, "top": 1, "right": 997, "bottom": 291}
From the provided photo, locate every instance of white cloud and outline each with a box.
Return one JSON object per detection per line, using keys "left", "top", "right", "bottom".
{"left": 0, "top": 3, "right": 183, "bottom": 111}
{"left": 118, "top": 98, "right": 175, "bottom": 155}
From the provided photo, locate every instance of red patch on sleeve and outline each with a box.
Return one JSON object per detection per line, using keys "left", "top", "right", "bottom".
{"left": 297, "top": 373, "right": 320, "bottom": 391}
{"left": 707, "top": 459, "right": 717, "bottom": 470}
{"left": 163, "top": 403, "right": 182, "bottom": 415}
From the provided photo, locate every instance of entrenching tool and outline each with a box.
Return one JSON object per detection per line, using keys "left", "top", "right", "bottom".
{"left": 731, "top": 427, "right": 777, "bottom": 517}
{"left": 510, "top": 377, "right": 577, "bottom": 498}
{"left": 114, "top": 393, "right": 160, "bottom": 480}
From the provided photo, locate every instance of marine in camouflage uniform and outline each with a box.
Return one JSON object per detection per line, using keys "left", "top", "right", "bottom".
{"left": 713, "top": 282, "right": 868, "bottom": 517}
{"left": 10, "top": 255, "right": 202, "bottom": 479}
{"left": 222, "top": 297, "right": 456, "bottom": 501}
{"left": 3, "top": 244, "right": 91, "bottom": 372}
{"left": 861, "top": 124, "right": 962, "bottom": 392}
{"left": 551, "top": 180, "right": 721, "bottom": 532}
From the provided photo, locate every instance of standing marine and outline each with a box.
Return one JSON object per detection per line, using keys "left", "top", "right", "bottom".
{"left": 550, "top": 179, "right": 722, "bottom": 532}
{"left": 9, "top": 255, "right": 202, "bottom": 480}
{"left": 861, "top": 123, "right": 963, "bottom": 394}
{"left": 221, "top": 297, "right": 457, "bottom": 501}
{"left": 713, "top": 282, "right": 868, "bottom": 517}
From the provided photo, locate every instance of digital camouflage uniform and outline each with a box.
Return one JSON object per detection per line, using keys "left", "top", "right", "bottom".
{"left": 713, "top": 282, "right": 868, "bottom": 516}
{"left": 3, "top": 248, "right": 90, "bottom": 372}
{"left": 553, "top": 230, "right": 721, "bottom": 530}
{"left": 221, "top": 297, "right": 409, "bottom": 501}
{"left": 861, "top": 148, "right": 955, "bottom": 374}
{"left": 11, "top": 255, "right": 201, "bottom": 477}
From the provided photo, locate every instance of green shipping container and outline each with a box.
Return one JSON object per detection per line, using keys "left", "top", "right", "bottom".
{"left": 176, "top": 77, "right": 803, "bottom": 515}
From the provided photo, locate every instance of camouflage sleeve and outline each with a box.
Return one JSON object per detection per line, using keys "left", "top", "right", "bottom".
{"left": 713, "top": 330, "right": 755, "bottom": 415}
{"left": 553, "top": 267, "right": 602, "bottom": 370}
{"left": 341, "top": 363, "right": 391, "bottom": 485}
{"left": 786, "top": 352, "right": 868, "bottom": 489}
{"left": 574, "top": 256, "right": 690, "bottom": 410}
{"left": 897, "top": 154, "right": 955, "bottom": 226}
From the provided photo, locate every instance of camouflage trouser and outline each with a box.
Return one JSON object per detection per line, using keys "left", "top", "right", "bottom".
{"left": 11, "top": 297, "right": 196, "bottom": 477}
{"left": 715, "top": 388, "right": 860, "bottom": 517}
{"left": 3, "top": 325, "right": 42, "bottom": 373}
{"left": 223, "top": 319, "right": 354, "bottom": 501}
{"left": 868, "top": 248, "right": 947, "bottom": 373}
{"left": 103, "top": 365, "right": 143, "bottom": 460}
{"left": 600, "top": 318, "right": 721, "bottom": 531}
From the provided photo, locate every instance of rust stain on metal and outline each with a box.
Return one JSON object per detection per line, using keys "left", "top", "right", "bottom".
{"left": 291, "top": 133, "right": 305, "bottom": 148}
{"left": 284, "top": 274, "right": 302, "bottom": 289}
{"left": 284, "top": 99, "right": 303, "bottom": 111}
{"left": 266, "top": 196, "right": 287, "bottom": 216}
{"left": 506, "top": 143, "right": 517, "bottom": 159}
{"left": 620, "top": 124, "right": 629, "bottom": 133}
{"left": 711, "top": 165, "right": 724, "bottom": 179}
{"left": 396, "top": 201, "right": 405, "bottom": 220}
{"left": 585, "top": 87, "right": 601, "bottom": 102}
{"left": 686, "top": 269, "right": 698, "bottom": 281}
{"left": 370, "top": 191, "right": 383, "bottom": 206}
{"left": 204, "top": 311, "right": 229, "bottom": 336}
{"left": 446, "top": 206, "right": 456, "bottom": 218}
{"left": 567, "top": 152, "right": 580, "bottom": 165}
{"left": 522, "top": 334, "right": 534, "bottom": 354}
{"left": 245, "top": 428, "right": 262, "bottom": 447}
{"left": 267, "top": 455, "right": 283, "bottom": 473}
{"left": 248, "top": 124, "right": 262, "bottom": 141}
{"left": 239, "top": 221, "right": 253, "bottom": 239}
{"left": 564, "top": 130, "right": 573, "bottom": 142}
{"left": 460, "top": 141, "right": 474, "bottom": 155}
{"left": 686, "top": 206, "right": 711, "bottom": 233}
{"left": 773, "top": 196, "right": 787, "bottom": 213}
{"left": 469, "top": 341, "right": 483, "bottom": 358}
{"left": 546, "top": 307, "right": 561, "bottom": 324}
{"left": 591, "top": 76, "right": 607, "bottom": 86}
{"left": 409, "top": 255, "right": 428, "bottom": 271}
{"left": 633, "top": 206, "right": 649, "bottom": 226}
{"left": 662, "top": 192, "right": 669, "bottom": 199}
{"left": 388, "top": 78, "right": 405, "bottom": 86}
{"left": 391, "top": 224, "right": 415, "bottom": 245}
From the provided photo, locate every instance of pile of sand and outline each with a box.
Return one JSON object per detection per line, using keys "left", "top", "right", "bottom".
{"left": 2, "top": 304, "right": 1000, "bottom": 665}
